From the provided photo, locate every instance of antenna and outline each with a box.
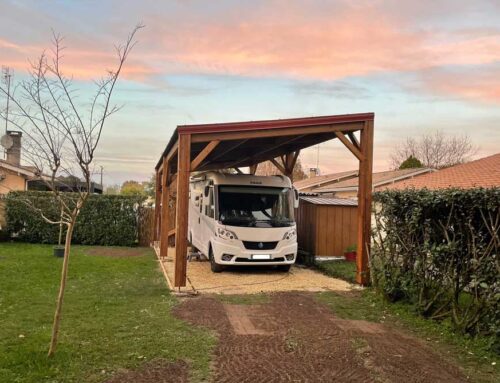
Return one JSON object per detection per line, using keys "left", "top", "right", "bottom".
{"left": 316, "top": 144, "right": 320, "bottom": 174}
{"left": 2, "top": 66, "right": 12, "bottom": 136}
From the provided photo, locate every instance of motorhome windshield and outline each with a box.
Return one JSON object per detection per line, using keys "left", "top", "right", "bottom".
{"left": 218, "top": 185, "right": 294, "bottom": 227}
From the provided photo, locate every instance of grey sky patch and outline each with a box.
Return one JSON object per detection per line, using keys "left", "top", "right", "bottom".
{"left": 290, "top": 80, "right": 370, "bottom": 99}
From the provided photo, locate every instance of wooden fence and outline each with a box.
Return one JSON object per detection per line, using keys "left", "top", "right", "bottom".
{"left": 138, "top": 206, "right": 155, "bottom": 247}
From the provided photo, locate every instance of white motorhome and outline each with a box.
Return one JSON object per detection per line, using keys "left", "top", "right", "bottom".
{"left": 188, "top": 172, "right": 298, "bottom": 272}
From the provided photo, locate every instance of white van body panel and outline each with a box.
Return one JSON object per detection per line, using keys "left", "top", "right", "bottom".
{"left": 188, "top": 172, "right": 298, "bottom": 267}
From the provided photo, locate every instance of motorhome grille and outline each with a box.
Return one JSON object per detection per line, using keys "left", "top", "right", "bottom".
{"left": 242, "top": 241, "right": 279, "bottom": 250}
{"left": 235, "top": 257, "right": 285, "bottom": 263}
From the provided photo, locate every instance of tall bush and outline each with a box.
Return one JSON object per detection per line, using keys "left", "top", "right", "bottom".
{"left": 6, "top": 192, "right": 143, "bottom": 246}
{"left": 372, "top": 188, "right": 499, "bottom": 347}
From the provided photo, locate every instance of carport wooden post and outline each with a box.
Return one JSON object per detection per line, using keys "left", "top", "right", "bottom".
{"left": 174, "top": 133, "right": 191, "bottom": 287}
{"left": 356, "top": 120, "right": 374, "bottom": 285}
{"left": 159, "top": 157, "right": 171, "bottom": 259}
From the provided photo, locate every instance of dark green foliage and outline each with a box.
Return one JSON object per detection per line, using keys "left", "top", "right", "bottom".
{"left": 372, "top": 188, "right": 500, "bottom": 351}
{"left": 5, "top": 192, "right": 144, "bottom": 246}
{"left": 399, "top": 155, "right": 423, "bottom": 169}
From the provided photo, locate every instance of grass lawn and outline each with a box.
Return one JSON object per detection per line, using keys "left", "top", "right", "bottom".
{"left": 0, "top": 243, "right": 215, "bottom": 383}
{"left": 317, "top": 290, "right": 499, "bottom": 383}
{"left": 315, "top": 260, "right": 357, "bottom": 283}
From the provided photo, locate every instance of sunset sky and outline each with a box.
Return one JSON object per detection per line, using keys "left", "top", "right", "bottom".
{"left": 1, "top": 0, "right": 499, "bottom": 186}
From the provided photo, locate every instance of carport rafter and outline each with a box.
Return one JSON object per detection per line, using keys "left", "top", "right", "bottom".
{"left": 154, "top": 113, "right": 375, "bottom": 288}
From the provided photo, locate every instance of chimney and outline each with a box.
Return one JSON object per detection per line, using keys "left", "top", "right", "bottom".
{"left": 5, "top": 130, "right": 22, "bottom": 166}
{"left": 309, "top": 167, "right": 318, "bottom": 178}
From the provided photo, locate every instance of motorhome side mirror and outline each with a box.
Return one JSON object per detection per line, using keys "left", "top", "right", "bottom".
{"left": 293, "top": 188, "right": 299, "bottom": 209}
{"left": 204, "top": 186, "right": 210, "bottom": 197}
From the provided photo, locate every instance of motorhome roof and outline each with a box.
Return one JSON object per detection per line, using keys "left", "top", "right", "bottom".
{"left": 191, "top": 171, "right": 292, "bottom": 188}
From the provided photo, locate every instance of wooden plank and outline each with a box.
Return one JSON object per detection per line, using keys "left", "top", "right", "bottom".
{"left": 168, "top": 228, "right": 176, "bottom": 237}
{"left": 191, "top": 122, "right": 363, "bottom": 143}
{"left": 226, "top": 135, "right": 306, "bottom": 169}
{"left": 190, "top": 140, "right": 220, "bottom": 171}
{"left": 201, "top": 132, "right": 337, "bottom": 171}
{"left": 347, "top": 132, "right": 360, "bottom": 150}
{"left": 210, "top": 139, "right": 248, "bottom": 161}
{"left": 166, "top": 141, "right": 178, "bottom": 163}
{"left": 336, "top": 131, "right": 365, "bottom": 161}
{"left": 356, "top": 120, "right": 374, "bottom": 285}
{"left": 325, "top": 207, "right": 334, "bottom": 256}
{"left": 249, "top": 164, "right": 258, "bottom": 174}
{"left": 160, "top": 158, "right": 171, "bottom": 258}
{"left": 270, "top": 158, "right": 286, "bottom": 174}
{"left": 174, "top": 133, "right": 191, "bottom": 288}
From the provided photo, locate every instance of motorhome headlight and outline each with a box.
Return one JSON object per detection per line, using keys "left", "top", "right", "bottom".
{"left": 217, "top": 228, "right": 238, "bottom": 240}
{"left": 283, "top": 228, "right": 297, "bottom": 240}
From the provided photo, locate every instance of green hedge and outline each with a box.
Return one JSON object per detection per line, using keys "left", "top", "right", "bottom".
{"left": 372, "top": 188, "right": 499, "bottom": 351}
{"left": 5, "top": 192, "right": 143, "bottom": 246}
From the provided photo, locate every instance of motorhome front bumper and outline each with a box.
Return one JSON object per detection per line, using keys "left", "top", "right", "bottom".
{"left": 212, "top": 239, "right": 297, "bottom": 265}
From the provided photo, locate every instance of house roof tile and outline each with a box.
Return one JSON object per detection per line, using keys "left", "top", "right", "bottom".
{"left": 315, "top": 168, "right": 434, "bottom": 193}
{"left": 384, "top": 153, "right": 500, "bottom": 190}
{"left": 293, "top": 170, "right": 358, "bottom": 191}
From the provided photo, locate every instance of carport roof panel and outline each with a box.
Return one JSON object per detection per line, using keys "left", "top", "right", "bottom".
{"left": 156, "top": 113, "right": 374, "bottom": 170}
{"left": 177, "top": 112, "right": 374, "bottom": 134}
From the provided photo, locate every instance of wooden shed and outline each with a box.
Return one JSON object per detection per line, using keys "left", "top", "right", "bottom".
{"left": 296, "top": 196, "right": 358, "bottom": 257}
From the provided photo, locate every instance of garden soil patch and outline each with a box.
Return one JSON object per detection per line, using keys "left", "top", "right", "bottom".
{"left": 174, "top": 292, "right": 466, "bottom": 383}
{"left": 104, "top": 359, "right": 188, "bottom": 383}
{"left": 85, "top": 247, "right": 151, "bottom": 258}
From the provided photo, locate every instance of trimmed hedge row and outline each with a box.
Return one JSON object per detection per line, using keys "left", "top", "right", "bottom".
{"left": 372, "top": 188, "right": 499, "bottom": 351}
{"left": 5, "top": 192, "right": 143, "bottom": 246}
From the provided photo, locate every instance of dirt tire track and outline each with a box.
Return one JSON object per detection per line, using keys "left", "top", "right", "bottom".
{"left": 175, "top": 292, "right": 466, "bottom": 382}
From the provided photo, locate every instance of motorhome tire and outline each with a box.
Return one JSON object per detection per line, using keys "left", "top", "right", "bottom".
{"left": 189, "top": 232, "right": 198, "bottom": 252}
{"left": 209, "top": 247, "right": 224, "bottom": 273}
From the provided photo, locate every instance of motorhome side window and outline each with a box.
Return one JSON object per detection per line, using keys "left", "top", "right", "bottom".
{"left": 205, "top": 187, "right": 215, "bottom": 218}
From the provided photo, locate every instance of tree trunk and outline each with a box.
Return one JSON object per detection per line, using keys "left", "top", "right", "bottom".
{"left": 47, "top": 221, "right": 74, "bottom": 357}
{"left": 58, "top": 206, "right": 64, "bottom": 246}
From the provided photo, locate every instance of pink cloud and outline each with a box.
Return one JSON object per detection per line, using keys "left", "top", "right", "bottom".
{"left": 1, "top": 0, "right": 500, "bottom": 104}
{"left": 417, "top": 66, "right": 500, "bottom": 104}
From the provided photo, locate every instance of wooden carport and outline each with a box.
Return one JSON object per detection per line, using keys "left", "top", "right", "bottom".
{"left": 154, "top": 113, "right": 374, "bottom": 287}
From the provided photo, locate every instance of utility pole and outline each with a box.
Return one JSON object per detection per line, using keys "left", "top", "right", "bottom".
{"left": 2, "top": 67, "right": 12, "bottom": 135}
{"left": 100, "top": 166, "right": 104, "bottom": 187}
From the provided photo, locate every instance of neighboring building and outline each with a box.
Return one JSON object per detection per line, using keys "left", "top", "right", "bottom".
{"left": 313, "top": 168, "right": 434, "bottom": 198}
{"left": 0, "top": 131, "right": 103, "bottom": 195}
{"left": 0, "top": 131, "right": 41, "bottom": 195}
{"left": 293, "top": 170, "right": 358, "bottom": 193}
{"left": 383, "top": 153, "right": 500, "bottom": 190}
{"left": 0, "top": 130, "right": 102, "bottom": 229}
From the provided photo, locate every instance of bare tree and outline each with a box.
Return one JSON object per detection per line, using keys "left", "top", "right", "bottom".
{"left": 390, "top": 131, "right": 477, "bottom": 169}
{"left": 0, "top": 25, "right": 143, "bottom": 356}
{"left": 255, "top": 157, "right": 307, "bottom": 181}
